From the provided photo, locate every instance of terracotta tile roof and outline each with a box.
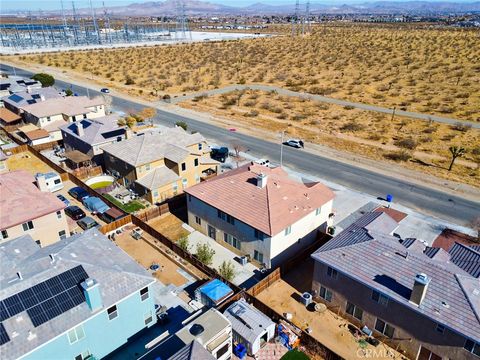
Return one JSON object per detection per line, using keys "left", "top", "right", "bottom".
{"left": 374, "top": 206, "right": 408, "bottom": 223}
{"left": 185, "top": 163, "right": 335, "bottom": 236}
{"left": 0, "top": 170, "right": 66, "bottom": 230}
{"left": 432, "top": 228, "right": 478, "bottom": 251}
{"left": 0, "top": 108, "right": 21, "bottom": 123}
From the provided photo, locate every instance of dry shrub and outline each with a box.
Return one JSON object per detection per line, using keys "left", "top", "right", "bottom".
{"left": 341, "top": 122, "right": 365, "bottom": 132}
{"left": 394, "top": 138, "right": 418, "bottom": 150}
{"left": 385, "top": 151, "right": 412, "bottom": 162}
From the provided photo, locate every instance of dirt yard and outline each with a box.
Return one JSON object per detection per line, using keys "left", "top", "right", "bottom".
{"left": 6, "top": 151, "right": 55, "bottom": 175}
{"left": 148, "top": 213, "right": 190, "bottom": 242}
{"left": 114, "top": 226, "right": 193, "bottom": 287}
{"left": 256, "top": 259, "right": 405, "bottom": 360}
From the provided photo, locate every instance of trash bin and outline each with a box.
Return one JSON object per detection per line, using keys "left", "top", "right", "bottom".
{"left": 386, "top": 194, "right": 393, "bottom": 202}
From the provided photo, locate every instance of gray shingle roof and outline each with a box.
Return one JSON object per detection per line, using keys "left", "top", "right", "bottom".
{"left": 135, "top": 166, "right": 180, "bottom": 191}
{"left": 102, "top": 127, "right": 204, "bottom": 167}
{"left": 312, "top": 212, "right": 480, "bottom": 343}
{"left": 223, "top": 299, "right": 275, "bottom": 345}
{"left": 0, "top": 229, "right": 155, "bottom": 359}
{"left": 2, "top": 88, "right": 61, "bottom": 109}
{"left": 60, "top": 114, "right": 125, "bottom": 146}
{"left": 169, "top": 340, "right": 215, "bottom": 360}
{"left": 448, "top": 243, "right": 480, "bottom": 278}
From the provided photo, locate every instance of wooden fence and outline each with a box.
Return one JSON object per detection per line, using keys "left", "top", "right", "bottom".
{"left": 32, "top": 140, "right": 61, "bottom": 151}
{"left": 136, "top": 204, "right": 170, "bottom": 222}
{"left": 247, "top": 268, "right": 281, "bottom": 296}
{"left": 72, "top": 166, "right": 102, "bottom": 180}
{"left": 6, "top": 144, "right": 28, "bottom": 154}
{"left": 99, "top": 215, "right": 133, "bottom": 234}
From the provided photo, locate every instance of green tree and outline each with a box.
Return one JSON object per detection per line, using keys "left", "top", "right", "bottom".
{"left": 177, "top": 236, "right": 190, "bottom": 252}
{"left": 65, "top": 88, "right": 73, "bottom": 96}
{"left": 195, "top": 243, "right": 215, "bottom": 265}
{"left": 31, "top": 73, "right": 55, "bottom": 87}
{"left": 448, "top": 146, "right": 466, "bottom": 171}
{"left": 175, "top": 121, "right": 188, "bottom": 131}
{"left": 218, "top": 260, "right": 236, "bottom": 282}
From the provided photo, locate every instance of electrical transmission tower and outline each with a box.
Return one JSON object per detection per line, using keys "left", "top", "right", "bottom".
{"left": 303, "top": 0, "right": 311, "bottom": 35}
{"left": 103, "top": 1, "right": 112, "bottom": 44}
{"left": 89, "top": 0, "right": 101, "bottom": 44}
{"left": 175, "top": 1, "right": 191, "bottom": 41}
{"left": 291, "top": 0, "right": 300, "bottom": 37}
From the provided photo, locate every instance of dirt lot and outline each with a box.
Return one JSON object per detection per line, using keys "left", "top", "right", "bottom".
{"left": 6, "top": 151, "right": 55, "bottom": 175}
{"left": 148, "top": 213, "right": 190, "bottom": 242}
{"left": 114, "top": 225, "right": 194, "bottom": 287}
{"left": 256, "top": 259, "right": 405, "bottom": 360}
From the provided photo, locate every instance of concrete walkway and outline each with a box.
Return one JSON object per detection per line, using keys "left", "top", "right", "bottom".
{"left": 167, "top": 83, "right": 479, "bottom": 129}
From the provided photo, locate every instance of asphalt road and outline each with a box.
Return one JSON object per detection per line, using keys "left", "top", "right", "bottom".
{"left": 2, "top": 64, "right": 478, "bottom": 226}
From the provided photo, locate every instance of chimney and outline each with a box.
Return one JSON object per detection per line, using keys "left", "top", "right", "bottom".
{"left": 81, "top": 278, "right": 103, "bottom": 312}
{"left": 410, "top": 273, "right": 430, "bottom": 306}
{"left": 40, "top": 94, "right": 45, "bottom": 101}
{"left": 125, "top": 128, "right": 133, "bottom": 139}
{"left": 76, "top": 121, "right": 84, "bottom": 137}
{"left": 26, "top": 86, "right": 31, "bottom": 94}
{"left": 35, "top": 174, "right": 49, "bottom": 192}
{"left": 256, "top": 173, "right": 268, "bottom": 188}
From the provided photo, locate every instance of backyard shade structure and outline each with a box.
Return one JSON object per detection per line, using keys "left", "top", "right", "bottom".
{"left": 223, "top": 299, "right": 275, "bottom": 355}
{"left": 63, "top": 150, "right": 92, "bottom": 169}
{"left": 195, "top": 279, "right": 233, "bottom": 307}
{"left": 83, "top": 196, "right": 110, "bottom": 214}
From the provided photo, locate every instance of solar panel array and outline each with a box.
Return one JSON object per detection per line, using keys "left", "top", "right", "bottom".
{"left": 0, "top": 265, "right": 88, "bottom": 330}
{"left": 0, "top": 323, "right": 9, "bottom": 346}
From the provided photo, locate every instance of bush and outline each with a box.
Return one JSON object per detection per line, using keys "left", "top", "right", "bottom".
{"left": 175, "top": 121, "right": 187, "bottom": 131}
{"left": 340, "top": 122, "right": 364, "bottom": 132}
{"left": 195, "top": 243, "right": 215, "bottom": 265}
{"left": 394, "top": 138, "right": 418, "bottom": 150}
{"left": 65, "top": 89, "right": 73, "bottom": 96}
{"left": 125, "top": 75, "right": 135, "bottom": 85}
{"left": 244, "top": 110, "right": 259, "bottom": 117}
{"left": 451, "top": 122, "right": 472, "bottom": 133}
{"left": 384, "top": 151, "right": 412, "bottom": 162}
{"left": 177, "top": 236, "right": 190, "bottom": 252}
{"left": 218, "top": 261, "right": 236, "bottom": 282}
{"left": 31, "top": 73, "right": 55, "bottom": 87}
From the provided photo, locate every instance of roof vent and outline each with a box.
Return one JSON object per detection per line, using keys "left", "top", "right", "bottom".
{"left": 442, "top": 301, "right": 450, "bottom": 309}
{"left": 49, "top": 254, "right": 55, "bottom": 263}
{"left": 27, "top": 331, "right": 37, "bottom": 341}
{"left": 410, "top": 273, "right": 430, "bottom": 306}
{"left": 17, "top": 272, "right": 22, "bottom": 280}
{"left": 189, "top": 323, "right": 204, "bottom": 336}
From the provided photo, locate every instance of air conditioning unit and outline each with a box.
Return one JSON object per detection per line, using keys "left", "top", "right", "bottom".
{"left": 301, "top": 292, "right": 312, "bottom": 306}
{"left": 238, "top": 256, "right": 248, "bottom": 266}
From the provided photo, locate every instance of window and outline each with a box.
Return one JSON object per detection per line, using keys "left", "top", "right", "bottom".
{"left": 153, "top": 190, "right": 159, "bottom": 198}
{"left": 316, "top": 207, "right": 322, "bottom": 216}
{"left": 327, "top": 266, "right": 338, "bottom": 279}
{"left": 1, "top": 230, "right": 8, "bottom": 240}
{"left": 145, "top": 163, "right": 151, "bottom": 171}
{"left": 195, "top": 174, "right": 200, "bottom": 183}
{"left": 218, "top": 210, "right": 234, "bottom": 225}
{"left": 194, "top": 158, "right": 199, "bottom": 167}
{"left": 140, "top": 287, "right": 149, "bottom": 301}
{"left": 54, "top": 179, "right": 61, "bottom": 185}
{"left": 254, "top": 229, "right": 264, "bottom": 240}
{"left": 144, "top": 310, "right": 153, "bottom": 326}
{"left": 67, "top": 325, "right": 85, "bottom": 344}
{"left": 372, "top": 290, "right": 389, "bottom": 306}
{"left": 182, "top": 178, "right": 188, "bottom": 189}
{"left": 319, "top": 286, "right": 333, "bottom": 302}
{"left": 465, "top": 339, "right": 480, "bottom": 357}
{"left": 198, "top": 143, "right": 203, "bottom": 151}
{"left": 173, "top": 183, "right": 178, "bottom": 195}
{"left": 74, "top": 350, "right": 91, "bottom": 360}
{"left": 284, "top": 226, "right": 291, "bottom": 235}
{"left": 195, "top": 216, "right": 201, "bottom": 225}
{"left": 346, "top": 302, "right": 363, "bottom": 320}
{"left": 216, "top": 342, "right": 229, "bottom": 359}
{"left": 57, "top": 210, "right": 62, "bottom": 219}
{"left": 107, "top": 305, "right": 118, "bottom": 320}
{"left": 375, "top": 318, "right": 395, "bottom": 338}
{"left": 83, "top": 114, "right": 87, "bottom": 119}
{"left": 47, "top": 116, "right": 51, "bottom": 121}
{"left": 436, "top": 324, "right": 445, "bottom": 334}
{"left": 22, "top": 221, "right": 34, "bottom": 231}
{"left": 59, "top": 230, "right": 67, "bottom": 240}
{"left": 181, "top": 162, "right": 186, "bottom": 171}
{"left": 254, "top": 250, "right": 264, "bottom": 263}
{"left": 224, "top": 233, "right": 241, "bottom": 250}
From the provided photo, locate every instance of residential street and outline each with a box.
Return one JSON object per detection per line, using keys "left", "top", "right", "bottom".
{"left": 2, "top": 64, "right": 478, "bottom": 226}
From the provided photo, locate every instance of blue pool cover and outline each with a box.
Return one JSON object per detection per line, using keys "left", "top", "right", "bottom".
{"left": 200, "top": 279, "right": 232, "bottom": 302}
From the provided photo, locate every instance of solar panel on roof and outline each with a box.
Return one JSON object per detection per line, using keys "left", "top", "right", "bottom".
{"left": 26, "top": 99, "right": 36, "bottom": 104}
{"left": 0, "top": 265, "right": 88, "bottom": 328}
{"left": 31, "top": 94, "right": 40, "bottom": 99}
{"left": 0, "top": 323, "right": 10, "bottom": 345}
{"left": 8, "top": 94, "right": 23, "bottom": 103}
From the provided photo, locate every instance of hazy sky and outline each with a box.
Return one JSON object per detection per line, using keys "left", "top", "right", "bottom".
{"left": 0, "top": 0, "right": 475, "bottom": 12}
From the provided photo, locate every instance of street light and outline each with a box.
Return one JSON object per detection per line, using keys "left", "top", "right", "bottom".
{"left": 280, "top": 130, "right": 285, "bottom": 168}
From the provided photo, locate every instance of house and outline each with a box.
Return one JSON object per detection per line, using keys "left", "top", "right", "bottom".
{"left": 0, "top": 228, "right": 157, "bottom": 360}
{"left": 20, "top": 96, "right": 106, "bottom": 141}
{"left": 223, "top": 299, "right": 275, "bottom": 355}
{"left": 23, "top": 128, "right": 52, "bottom": 146}
{"left": 102, "top": 126, "right": 219, "bottom": 204}
{"left": 195, "top": 279, "right": 233, "bottom": 308}
{"left": 0, "top": 107, "right": 22, "bottom": 131}
{"left": 169, "top": 340, "right": 215, "bottom": 360}
{"left": 2, "top": 87, "right": 62, "bottom": 114}
{"left": 61, "top": 115, "right": 126, "bottom": 166}
{"left": 150, "top": 308, "right": 232, "bottom": 360}
{"left": 185, "top": 163, "right": 335, "bottom": 269}
{"left": 311, "top": 211, "right": 480, "bottom": 360}
{"left": 0, "top": 170, "right": 69, "bottom": 247}
{"left": 0, "top": 76, "right": 42, "bottom": 97}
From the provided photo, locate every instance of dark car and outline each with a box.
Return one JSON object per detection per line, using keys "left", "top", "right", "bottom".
{"left": 100, "top": 88, "right": 110, "bottom": 93}
{"left": 68, "top": 187, "right": 90, "bottom": 201}
{"left": 210, "top": 147, "right": 229, "bottom": 163}
{"left": 56, "top": 194, "right": 70, "bottom": 207}
{"left": 65, "top": 206, "right": 86, "bottom": 220}
{"left": 98, "top": 208, "right": 125, "bottom": 224}
{"left": 77, "top": 216, "right": 99, "bottom": 230}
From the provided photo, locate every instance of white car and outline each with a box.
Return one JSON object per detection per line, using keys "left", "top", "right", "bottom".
{"left": 254, "top": 159, "right": 270, "bottom": 167}
{"left": 285, "top": 139, "right": 303, "bottom": 148}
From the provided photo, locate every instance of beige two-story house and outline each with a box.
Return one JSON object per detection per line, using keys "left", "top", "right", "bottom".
{"left": 102, "top": 126, "right": 218, "bottom": 204}
{"left": 0, "top": 170, "right": 70, "bottom": 247}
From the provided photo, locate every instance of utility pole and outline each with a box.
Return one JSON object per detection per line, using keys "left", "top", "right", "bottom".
{"left": 280, "top": 130, "right": 285, "bottom": 167}
{"left": 391, "top": 107, "right": 396, "bottom": 122}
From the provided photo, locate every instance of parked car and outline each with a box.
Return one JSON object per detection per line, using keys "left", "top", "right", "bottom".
{"left": 83, "top": 197, "right": 110, "bottom": 215}
{"left": 284, "top": 139, "right": 304, "bottom": 148}
{"left": 210, "top": 146, "right": 229, "bottom": 163}
{"left": 65, "top": 206, "right": 86, "bottom": 220}
{"left": 100, "top": 88, "right": 110, "bottom": 93}
{"left": 254, "top": 159, "right": 270, "bottom": 167}
{"left": 98, "top": 208, "right": 126, "bottom": 224}
{"left": 68, "top": 187, "right": 90, "bottom": 201}
{"left": 77, "top": 216, "right": 99, "bottom": 230}
{"left": 56, "top": 194, "right": 70, "bottom": 207}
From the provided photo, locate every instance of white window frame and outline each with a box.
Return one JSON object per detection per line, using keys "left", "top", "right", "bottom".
{"left": 284, "top": 225, "right": 291, "bottom": 235}
{"left": 375, "top": 318, "right": 395, "bottom": 338}
{"left": 107, "top": 305, "right": 118, "bottom": 320}
{"left": 67, "top": 325, "right": 85, "bottom": 344}
{"left": 316, "top": 207, "right": 321, "bottom": 216}
{"left": 464, "top": 339, "right": 480, "bottom": 357}
{"left": 254, "top": 250, "right": 264, "bottom": 263}
{"left": 22, "top": 220, "right": 34, "bottom": 231}
{"left": 327, "top": 266, "right": 338, "bottom": 279}
{"left": 195, "top": 216, "right": 201, "bottom": 225}
{"left": 372, "top": 290, "right": 389, "bottom": 306}
{"left": 140, "top": 287, "right": 149, "bottom": 301}
{"left": 57, "top": 210, "right": 62, "bottom": 219}
{"left": 319, "top": 286, "right": 333, "bottom": 302}
{"left": 59, "top": 230, "right": 67, "bottom": 240}
{"left": 144, "top": 310, "right": 153, "bottom": 326}
{"left": 346, "top": 301, "right": 363, "bottom": 320}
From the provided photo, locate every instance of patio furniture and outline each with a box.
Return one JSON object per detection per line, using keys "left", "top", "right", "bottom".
{"left": 131, "top": 228, "right": 143, "bottom": 240}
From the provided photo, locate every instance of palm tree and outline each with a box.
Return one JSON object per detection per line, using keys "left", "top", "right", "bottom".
{"left": 448, "top": 146, "right": 466, "bottom": 171}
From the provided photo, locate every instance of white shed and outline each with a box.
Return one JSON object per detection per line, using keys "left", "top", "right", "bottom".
{"left": 223, "top": 299, "right": 275, "bottom": 355}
